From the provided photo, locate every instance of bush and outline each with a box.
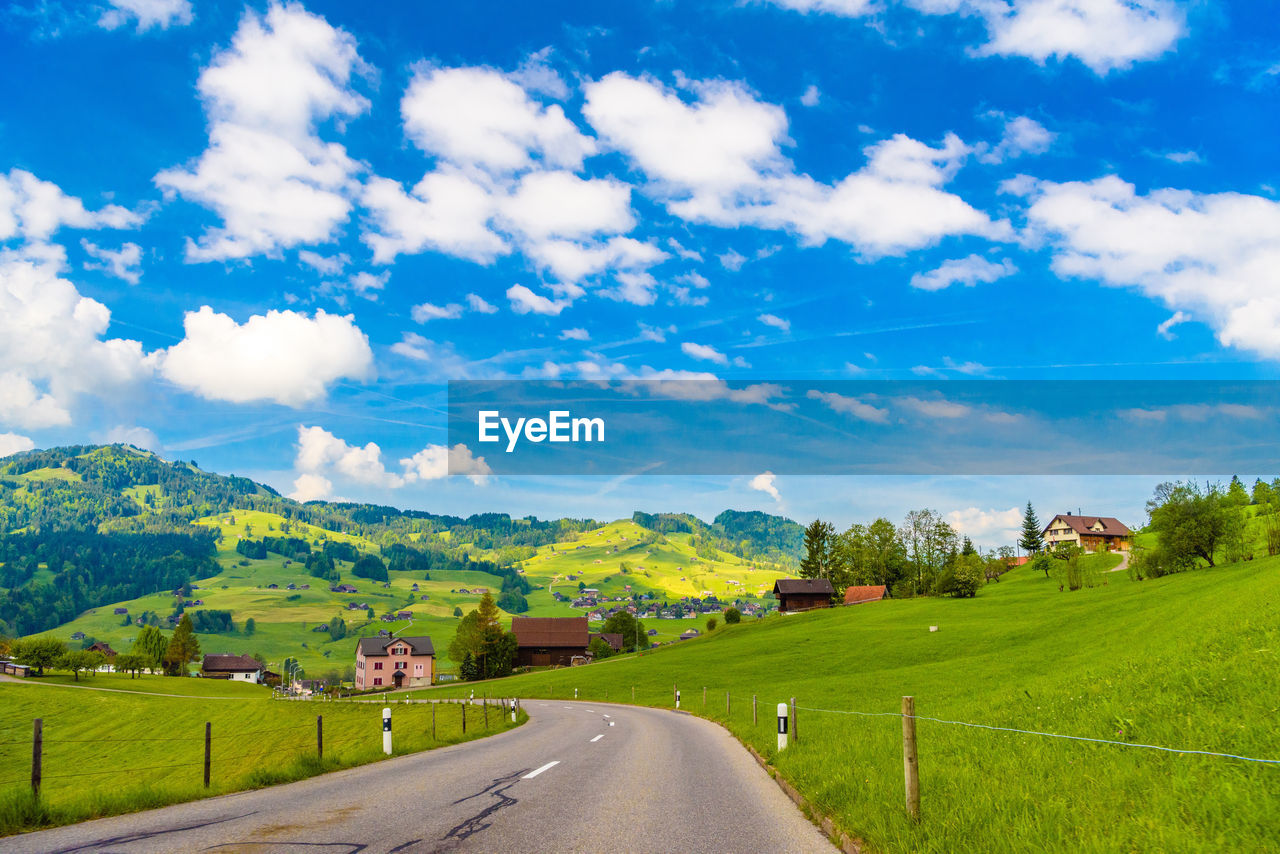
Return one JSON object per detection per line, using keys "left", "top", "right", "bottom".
{"left": 588, "top": 637, "right": 614, "bottom": 660}
{"left": 705, "top": 616, "right": 718, "bottom": 632}
{"left": 723, "top": 607, "right": 741, "bottom": 624}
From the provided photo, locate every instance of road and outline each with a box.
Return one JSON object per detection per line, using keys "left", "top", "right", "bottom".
{"left": 1, "top": 701, "right": 836, "bottom": 854}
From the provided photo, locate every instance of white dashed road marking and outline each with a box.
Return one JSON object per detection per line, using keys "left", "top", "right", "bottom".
{"left": 523, "top": 761, "right": 560, "bottom": 779}
{"left": 590, "top": 734, "right": 604, "bottom": 743}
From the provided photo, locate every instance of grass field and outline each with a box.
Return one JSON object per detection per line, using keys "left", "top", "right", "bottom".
{"left": 412, "top": 554, "right": 1280, "bottom": 854}
{"left": 0, "top": 674, "right": 523, "bottom": 836}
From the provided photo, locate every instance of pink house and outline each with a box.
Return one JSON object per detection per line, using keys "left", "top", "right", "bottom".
{"left": 355, "top": 636, "right": 434, "bottom": 690}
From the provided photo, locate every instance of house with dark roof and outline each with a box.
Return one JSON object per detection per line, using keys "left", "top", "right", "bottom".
{"left": 843, "top": 585, "right": 887, "bottom": 606}
{"left": 355, "top": 636, "right": 434, "bottom": 690}
{"left": 202, "top": 654, "right": 265, "bottom": 683}
{"left": 1042, "top": 514, "right": 1132, "bottom": 553}
{"left": 590, "top": 632, "right": 624, "bottom": 653}
{"left": 773, "top": 578, "right": 836, "bottom": 613}
{"left": 512, "top": 616, "right": 588, "bottom": 667}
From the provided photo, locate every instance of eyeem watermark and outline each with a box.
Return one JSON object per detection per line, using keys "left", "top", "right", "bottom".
{"left": 478, "top": 410, "right": 605, "bottom": 452}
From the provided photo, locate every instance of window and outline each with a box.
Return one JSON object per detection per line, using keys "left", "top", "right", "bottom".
{"left": 415, "top": 664, "right": 423, "bottom": 675}
{"left": 373, "top": 677, "right": 382, "bottom": 686}
{"left": 374, "top": 661, "right": 383, "bottom": 670}
{"left": 397, "top": 659, "right": 406, "bottom": 669}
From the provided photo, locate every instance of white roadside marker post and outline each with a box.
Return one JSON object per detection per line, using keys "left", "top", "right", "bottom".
{"left": 575, "top": 688, "right": 578, "bottom": 699}
{"left": 382, "top": 707, "right": 392, "bottom": 755}
{"left": 676, "top": 689, "right": 681, "bottom": 710}
{"left": 511, "top": 699, "right": 517, "bottom": 723}
{"left": 777, "top": 702, "right": 789, "bottom": 751}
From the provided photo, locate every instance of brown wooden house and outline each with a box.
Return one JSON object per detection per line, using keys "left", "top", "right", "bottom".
{"left": 1041, "top": 514, "right": 1132, "bottom": 553}
{"left": 773, "top": 578, "right": 836, "bottom": 612}
{"left": 513, "top": 616, "right": 589, "bottom": 667}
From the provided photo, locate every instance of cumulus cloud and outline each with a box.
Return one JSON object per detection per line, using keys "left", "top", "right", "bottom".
{"left": 289, "top": 425, "right": 492, "bottom": 497}
{"left": 979, "top": 115, "right": 1054, "bottom": 164}
{"left": 944, "top": 506, "right": 1022, "bottom": 541}
{"left": 0, "top": 432, "right": 35, "bottom": 458}
{"left": 1013, "top": 174, "right": 1280, "bottom": 360}
{"left": 98, "top": 0, "right": 192, "bottom": 31}
{"left": 559, "top": 327, "right": 590, "bottom": 341}
{"left": 800, "top": 85, "right": 821, "bottom": 107}
{"left": 0, "top": 169, "right": 140, "bottom": 242}
{"left": 466, "top": 293, "right": 499, "bottom": 314}
{"left": 158, "top": 307, "right": 373, "bottom": 405}
{"left": 0, "top": 246, "right": 151, "bottom": 430}
{"left": 765, "top": 0, "right": 1184, "bottom": 74}
{"left": 750, "top": 471, "right": 782, "bottom": 502}
{"left": 681, "top": 342, "right": 729, "bottom": 365}
{"left": 155, "top": 3, "right": 369, "bottom": 261}
{"left": 507, "top": 284, "right": 570, "bottom": 316}
{"left": 81, "top": 240, "right": 143, "bottom": 284}
{"left": 758, "top": 313, "right": 791, "bottom": 333}
{"left": 1157, "top": 310, "right": 1191, "bottom": 340}
{"left": 97, "top": 425, "right": 161, "bottom": 451}
{"left": 289, "top": 472, "right": 333, "bottom": 502}
{"left": 411, "top": 301, "right": 464, "bottom": 322}
{"left": 911, "top": 254, "right": 1017, "bottom": 290}
{"left": 806, "top": 389, "right": 889, "bottom": 423}
{"left": 400, "top": 443, "right": 492, "bottom": 485}
{"left": 584, "top": 73, "right": 1005, "bottom": 257}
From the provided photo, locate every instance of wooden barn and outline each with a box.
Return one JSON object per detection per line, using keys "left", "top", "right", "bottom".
{"left": 773, "top": 578, "right": 836, "bottom": 612}
{"left": 513, "top": 616, "right": 589, "bottom": 667}
{"left": 843, "top": 585, "right": 887, "bottom": 605}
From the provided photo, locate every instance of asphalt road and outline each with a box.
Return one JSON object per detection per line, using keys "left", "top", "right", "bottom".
{"left": 1, "top": 701, "right": 836, "bottom": 854}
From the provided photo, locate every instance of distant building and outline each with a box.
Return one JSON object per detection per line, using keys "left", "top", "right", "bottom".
{"left": 113, "top": 607, "right": 128, "bottom": 615}
{"left": 513, "top": 616, "right": 589, "bottom": 667}
{"left": 202, "top": 654, "right": 264, "bottom": 683}
{"left": 843, "top": 585, "right": 887, "bottom": 606}
{"left": 773, "top": 578, "right": 836, "bottom": 613}
{"left": 355, "top": 636, "right": 434, "bottom": 690}
{"left": 1042, "top": 515, "right": 1132, "bottom": 553}
{"left": 86, "top": 641, "right": 117, "bottom": 657}
{"left": 590, "top": 632, "right": 624, "bottom": 652}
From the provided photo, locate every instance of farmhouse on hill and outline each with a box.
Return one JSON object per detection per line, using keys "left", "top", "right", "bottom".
{"left": 202, "top": 653, "right": 265, "bottom": 683}
{"left": 773, "top": 578, "right": 835, "bottom": 612}
{"left": 355, "top": 636, "right": 435, "bottom": 690}
{"left": 843, "top": 585, "right": 887, "bottom": 605}
{"left": 1042, "top": 514, "right": 1132, "bottom": 553}
{"left": 512, "top": 616, "right": 589, "bottom": 667}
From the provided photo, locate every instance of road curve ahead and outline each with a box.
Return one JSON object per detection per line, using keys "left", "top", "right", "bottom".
{"left": 2, "top": 701, "right": 835, "bottom": 854}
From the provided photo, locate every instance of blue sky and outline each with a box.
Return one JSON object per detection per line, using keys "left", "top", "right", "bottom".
{"left": 1, "top": 0, "right": 1278, "bottom": 545}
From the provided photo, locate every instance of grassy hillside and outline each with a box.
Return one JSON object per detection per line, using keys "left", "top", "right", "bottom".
{"left": 0, "top": 675, "right": 522, "bottom": 836}
{"left": 413, "top": 554, "right": 1280, "bottom": 854}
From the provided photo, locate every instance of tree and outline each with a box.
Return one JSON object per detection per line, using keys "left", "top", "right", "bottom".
{"left": 1018, "top": 502, "right": 1043, "bottom": 555}
{"left": 799, "top": 520, "right": 835, "bottom": 580}
{"left": 1226, "top": 475, "right": 1250, "bottom": 508}
{"left": 588, "top": 637, "right": 614, "bottom": 660}
{"left": 947, "top": 554, "right": 985, "bottom": 598}
{"left": 134, "top": 625, "right": 168, "bottom": 673}
{"left": 601, "top": 611, "right": 646, "bottom": 652}
{"left": 705, "top": 616, "right": 718, "bottom": 632}
{"left": 723, "top": 607, "right": 741, "bottom": 624}
{"left": 164, "top": 613, "right": 201, "bottom": 676}
{"left": 452, "top": 606, "right": 463, "bottom": 617}
{"left": 351, "top": 554, "right": 389, "bottom": 582}
{"left": 11, "top": 636, "right": 67, "bottom": 676}
{"left": 58, "top": 649, "right": 105, "bottom": 681}
{"left": 244, "top": 617, "right": 256, "bottom": 636}
{"left": 1252, "top": 479, "right": 1275, "bottom": 507}
{"left": 114, "top": 652, "right": 146, "bottom": 678}
{"left": 459, "top": 652, "right": 478, "bottom": 682}
{"left": 449, "top": 593, "right": 517, "bottom": 680}
{"left": 1146, "top": 481, "right": 1230, "bottom": 568}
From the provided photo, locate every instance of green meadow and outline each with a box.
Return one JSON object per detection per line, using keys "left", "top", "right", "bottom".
{"left": 0, "top": 674, "right": 523, "bottom": 836}
{"left": 413, "top": 554, "right": 1280, "bottom": 854}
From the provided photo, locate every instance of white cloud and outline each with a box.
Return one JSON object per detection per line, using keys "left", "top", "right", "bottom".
{"left": 81, "top": 240, "right": 143, "bottom": 284}
{"left": 1163, "top": 150, "right": 1201, "bottom": 164}
{"left": 638, "top": 323, "right": 676, "bottom": 343}
{"left": 1156, "top": 310, "right": 1191, "bottom": 340}
{"left": 348, "top": 270, "right": 387, "bottom": 298}
{"left": 584, "top": 73, "right": 1004, "bottom": 257}
{"left": 400, "top": 443, "right": 493, "bottom": 485}
{"left": 98, "top": 425, "right": 161, "bottom": 451}
{"left": 719, "top": 249, "right": 748, "bottom": 271}
{"left": 764, "top": 0, "right": 1184, "bottom": 74}
{"left": 681, "top": 342, "right": 729, "bottom": 365}
{"left": 0, "top": 432, "right": 35, "bottom": 458}
{"left": 1117, "top": 403, "right": 1264, "bottom": 423}
{"left": 289, "top": 472, "right": 333, "bottom": 501}
{"left": 944, "top": 506, "right": 1022, "bottom": 541}
{"left": 98, "top": 0, "right": 192, "bottom": 31}
{"left": 942, "top": 357, "right": 989, "bottom": 375}
{"left": 758, "top": 313, "right": 790, "bottom": 333}
{"left": 800, "top": 84, "right": 821, "bottom": 107}
{"left": 155, "top": 3, "right": 369, "bottom": 261}
{"left": 499, "top": 171, "right": 633, "bottom": 241}
{"left": 806, "top": 389, "right": 889, "bottom": 423}
{"left": 361, "top": 170, "right": 507, "bottom": 264}
{"left": 411, "top": 301, "right": 463, "bottom": 322}
{"left": 526, "top": 236, "right": 666, "bottom": 284}
{"left": 750, "top": 471, "right": 782, "bottom": 502}
{"left": 0, "top": 246, "right": 151, "bottom": 431}
{"left": 466, "top": 293, "right": 499, "bottom": 314}
{"left": 507, "top": 284, "right": 570, "bottom": 316}
{"left": 158, "top": 307, "right": 373, "bottom": 405}
{"left": 911, "top": 254, "right": 1017, "bottom": 290}
{"left": 298, "top": 250, "right": 348, "bottom": 274}
{"left": 1014, "top": 174, "right": 1280, "bottom": 360}
{"left": 979, "top": 115, "right": 1054, "bottom": 164}
{"left": 898, "top": 396, "right": 972, "bottom": 418}
{"left": 560, "top": 328, "right": 590, "bottom": 341}
{"left": 293, "top": 425, "right": 403, "bottom": 488}
{"left": 0, "top": 169, "right": 140, "bottom": 242}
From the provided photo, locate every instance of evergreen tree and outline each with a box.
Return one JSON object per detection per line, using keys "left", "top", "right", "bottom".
{"left": 1018, "top": 502, "right": 1043, "bottom": 555}
{"left": 244, "top": 617, "right": 256, "bottom": 636}
{"left": 799, "top": 520, "right": 835, "bottom": 580}
{"left": 1226, "top": 476, "right": 1250, "bottom": 507}
{"left": 164, "top": 614, "right": 201, "bottom": 676}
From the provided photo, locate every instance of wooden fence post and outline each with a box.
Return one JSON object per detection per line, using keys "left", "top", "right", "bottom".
{"left": 726, "top": 691, "right": 731, "bottom": 716}
{"left": 790, "top": 697, "right": 797, "bottom": 744}
{"left": 484, "top": 698, "right": 489, "bottom": 730}
{"left": 753, "top": 694, "right": 757, "bottom": 725}
{"left": 703, "top": 686, "right": 706, "bottom": 706}
{"left": 432, "top": 702, "right": 436, "bottom": 740}
{"left": 316, "top": 715, "right": 323, "bottom": 760}
{"left": 203, "top": 722, "right": 211, "bottom": 788}
{"left": 462, "top": 701, "right": 467, "bottom": 734}
{"left": 31, "top": 718, "right": 41, "bottom": 796}
{"left": 902, "top": 696, "right": 920, "bottom": 822}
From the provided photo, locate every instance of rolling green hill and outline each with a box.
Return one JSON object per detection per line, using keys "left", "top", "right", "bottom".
{"left": 414, "top": 552, "right": 1280, "bottom": 854}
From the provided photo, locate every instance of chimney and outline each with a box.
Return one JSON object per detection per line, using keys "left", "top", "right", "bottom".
{"left": 1078, "top": 507, "right": 1082, "bottom": 516}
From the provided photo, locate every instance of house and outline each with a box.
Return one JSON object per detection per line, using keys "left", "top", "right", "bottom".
{"left": 512, "top": 616, "right": 589, "bottom": 667}
{"left": 113, "top": 607, "right": 128, "bottom": 615}
{"left": 1041, "top": 514, "right": 1132, "bottom": 553}
{"left": 86, "top": 641, "right": 117, "bottom": 657}
{"left": 590, "top": 632, "right": 624, "bottom": 652}
{"left": 202, "top": 654, "right": 265, "bottom": 683}
{"left": 70, "top": 631, "right": 85, "bottom": 640}
{"left": 396, "top": 611, "right": 412, "bottom": 619}
{"left": 331, "top": 584, "right": 358, "bottom": 594}
{"left": 355, "top": 636, "right": 434, "bottom": 690}
{"left": 773, "top": 578, "right": 836, "bottom": 612}
{"left": 678, "top": 629, "right": 700, "bottom": 641}
{"left": 843, "top": 585, "right": 887, "bottom": 606}
{"left": 266, "top": 583, "right": 278, "bottom": 590}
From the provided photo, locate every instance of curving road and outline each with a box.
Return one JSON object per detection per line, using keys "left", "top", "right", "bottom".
{"left": 1, "top": 701, "right": 835, "bottom": 854}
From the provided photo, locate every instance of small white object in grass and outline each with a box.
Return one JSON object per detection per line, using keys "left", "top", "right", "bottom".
{"left": 929, "top": 626, "right": 938, "bottom": 632}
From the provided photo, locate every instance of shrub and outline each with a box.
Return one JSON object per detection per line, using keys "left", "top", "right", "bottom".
{"left": 723, "top": 607, "right": 741, "bottom": 624}
{"left": 706, "top": 616, "right": 718, "bottom": 632}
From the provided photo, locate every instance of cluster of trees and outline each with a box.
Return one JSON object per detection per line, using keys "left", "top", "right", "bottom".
{"left": 800, "top": 511, "right": 1010, "bottom": 599}
{"left": 188, "top": 609, "right": 235, "bottom": 633}
{"left": 235, "top": 536, "right": 311, "bottom": 561}
{"left": 630, "top": 509, "right": 804, "bottom": 567}
{"left": 448, "top": 593, "right": 517, "bottom": 681}
{"left": 1131, "top": 479, "right": 1280, "bottom": 577}
{"left": 7, "top": 614, "right": 203, "bottom": 680}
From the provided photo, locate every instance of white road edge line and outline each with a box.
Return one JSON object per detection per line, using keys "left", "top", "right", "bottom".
{"left": 590, "top": 734, "right": 604, "bottom": 742}
{"left": 523, "top": 761, "right": 560, "bottom": 779}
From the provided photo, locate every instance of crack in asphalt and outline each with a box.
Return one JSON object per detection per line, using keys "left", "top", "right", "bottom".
{"left": 39, "top": 812, "right": 258, "bottom": 853}
{"left": 437, "top": 770, "right": 527, "bottom": 847}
